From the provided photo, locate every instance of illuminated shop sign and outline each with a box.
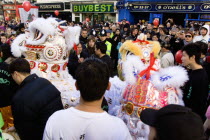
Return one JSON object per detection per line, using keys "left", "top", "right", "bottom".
{"left": 155, "top": 4, "right": 195, "bottom": 11}
{"left": 131, "top": 4, "right": 152, "bottom": 11}
{"left": 73, "top": 4, "right": 114, "bottom": 12}
{"left": 129, "top": 3, "right": 210, "bottom": 13}
{"left": 35, "top": 3, "right": 64, "bottom": 10}
{"left": 200, "top": 3, "right": 210, "bottom": 11}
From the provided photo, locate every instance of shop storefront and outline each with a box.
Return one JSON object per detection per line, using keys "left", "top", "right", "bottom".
{"left": 35, "top": 2, "right": 72, "bottom": 21}
{"left": 2, "top": 4, "right": 20, "bottom": 21}
{"left": 0, "top": 5, "right": 3, "bottom": 20}
{"left": 117, "top": 0, "right": 210, "bottom": 26}
{"left": 72, "top": 3, "right": 117, "bottom": 25}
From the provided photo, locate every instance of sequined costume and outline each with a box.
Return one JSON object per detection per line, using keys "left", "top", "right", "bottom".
{"left": 105, "top": 34, "right": 189, "bottom": 140}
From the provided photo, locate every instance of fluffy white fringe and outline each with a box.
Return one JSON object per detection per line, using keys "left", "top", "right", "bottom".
{"left": 123, "top": 55, "right": 146, "bottom": 85}
{"left": 30, "top": 69, "right": 73, "bottom": 81}
{"left": 105, "top": 76, "right": 126, "bottom": 115}
{"left": 177, "top": 88, "right": 185, "bottom": 106}
{"left": 27, "top": 18, "right": 56, "bottom": 45}
{"left": 151, "top": 66, "right": 189, "bottom": 90}
{"left": 11, "top": 34, "right": 27, "bottom": 57}
{"left": 64, "top": 26, "right": 81, "bottom": 51}
{"left": 119, "top": 111, "right": 150, "bottom": 140}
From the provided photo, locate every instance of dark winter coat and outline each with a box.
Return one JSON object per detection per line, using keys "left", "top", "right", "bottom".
{"left": 99, "top": 55, "right": 113, "bottom": 77}
{"left": 183, "top": 69, "right": 209, "bottom": 122}
{"left": 12, "top": 74, "right": 63, "bottom": 140}
{"left": 68, "top": 50, "right": 88, "bottom": 78}
{"left": 0, "top": 62, "right": 18, "bottom": 107}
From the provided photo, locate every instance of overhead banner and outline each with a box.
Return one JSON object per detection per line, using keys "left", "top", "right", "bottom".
{"left": 18, "top": 6, "right": 39, "bottom": 23}
{"left": 72, "top": 4, "right": 114, "bottom": 12}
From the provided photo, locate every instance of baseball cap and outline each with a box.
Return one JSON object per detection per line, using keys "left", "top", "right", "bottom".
{"left": 140, "top": 104, "right": 205, "bottom": 140}
{"left": 200, "top": 25, "right": 208, "bottom": 31}
{"left": 99, "top": 29, "right": 107, "bottom": 36}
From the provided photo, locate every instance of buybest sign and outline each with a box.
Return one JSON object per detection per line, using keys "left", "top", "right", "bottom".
{"left": 73, "top": 4, "right": 114, "bottom": 12}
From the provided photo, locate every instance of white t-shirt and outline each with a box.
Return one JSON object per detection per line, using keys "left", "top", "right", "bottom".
{"left": 43, "top": 107, "right": 132, "bottom": 140}
{"left": 193, "top": 35, "right": 208, "bottom": 44}
{"left": 160, "top": 52, "right": 174, "bottom": 68}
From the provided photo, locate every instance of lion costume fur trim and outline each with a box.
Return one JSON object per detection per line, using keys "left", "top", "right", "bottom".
{"left": 119, "top": 40, "right": 161, "bottom": 61}
{"left": 119, "top": 40, "right": 142, "bottom": 61}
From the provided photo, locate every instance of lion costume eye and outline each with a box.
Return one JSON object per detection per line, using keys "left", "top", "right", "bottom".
{"left": 34, "top": 29, "right": 44, "bottom": 41}
{"left": 126, "top": 51, "right": 134, "bottom": 56}
{"left": 19, "top": 40, "right": 26, "bottom": 46}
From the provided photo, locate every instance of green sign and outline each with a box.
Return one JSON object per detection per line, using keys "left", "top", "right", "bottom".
{"left": 73, "top": 4, "right": 114, "bottom": 12}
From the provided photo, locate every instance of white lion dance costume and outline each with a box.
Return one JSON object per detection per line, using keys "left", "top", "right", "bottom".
{"left": 105, "top": 34, "right": 188, "bottom": 140}
{"left": 11, "top": 18, "right": 81, "bottom": 108}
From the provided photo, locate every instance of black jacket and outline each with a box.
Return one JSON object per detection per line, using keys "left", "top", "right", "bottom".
{"left": 111, "top": 35, "right": 121, "bottom": 60}
{"left": 170, "top": 37, "right": 184, "bottom": 56}
{"left": 79, "top": 36, "right": 87, "bottom": 45}
{"left": 12, "top": 74, "right": 63, "bottom": 140}
{"left": 0, "top": 62, "right": 18, "bottom": 107}
{"left": 100, "top": 55, "right": 113, "bottom": 77}
{"left": 183, "top": 69, "right": 209, "bottom": 122}
{"left": 68, "top": 50, "right": 88, "bottom": 78}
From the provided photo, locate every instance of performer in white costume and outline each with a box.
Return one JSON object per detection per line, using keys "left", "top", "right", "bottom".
{"left": 105, "top": 34, "right": 189, "bottom": 140}
{"left": 11, "top": 18, "right": 81, "bottom": 108}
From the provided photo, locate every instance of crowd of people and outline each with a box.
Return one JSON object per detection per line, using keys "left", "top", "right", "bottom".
{"left": 0, "top": 16, "right": 210, "bottom": 140}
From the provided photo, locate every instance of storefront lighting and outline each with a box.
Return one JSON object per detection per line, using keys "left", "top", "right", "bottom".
{"left": 125, "top": 2, "right": 128, "bottom": 8}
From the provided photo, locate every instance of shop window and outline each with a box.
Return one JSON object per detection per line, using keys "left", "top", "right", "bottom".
{"left": 188, "top": 13, "right": 199, "bottom": 19}
{"left": 75, "top": 13, "right": 80, "bottom": 17}
{"left": 75, "top": 17, "right": 80, "bottom": 23}
{"left": 201, "top": 14, "right": 210, "bottom": 20}
{"left": 65, "top": 2, "right": 70, "bottom": 10}
{"left": 104, "top": 13, "right": 116, "bottom": 22}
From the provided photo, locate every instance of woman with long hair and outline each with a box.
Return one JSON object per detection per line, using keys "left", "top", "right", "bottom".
{"left": 86, "top": 35, "right": 96, "bottom": 57}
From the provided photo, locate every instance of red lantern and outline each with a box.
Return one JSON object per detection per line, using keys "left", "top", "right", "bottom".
{"left": 85, "top": 18, "right": 90, "bottom": 22}
{"left": 5, "top": 17, "right": 9, "bottom": 21}
{"left": 175, "top": 50, "right": 183, "bottom": 64}
{"left": 153, "top": 19, "right": 159, "bottom": 26}
{"left": 54, "top": 10, "right": 59, "bottom": 16}
{"left": 22, "top": 1, "right": 31, "bottom": 12}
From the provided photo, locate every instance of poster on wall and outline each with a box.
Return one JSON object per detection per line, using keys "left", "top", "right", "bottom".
{"left": 17, "top": 6, "right": 39, "bottom": 23}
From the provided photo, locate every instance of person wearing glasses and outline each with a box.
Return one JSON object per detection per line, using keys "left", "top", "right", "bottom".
{"left": 184, "top": 31, "right": 194, "bottom": 45}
